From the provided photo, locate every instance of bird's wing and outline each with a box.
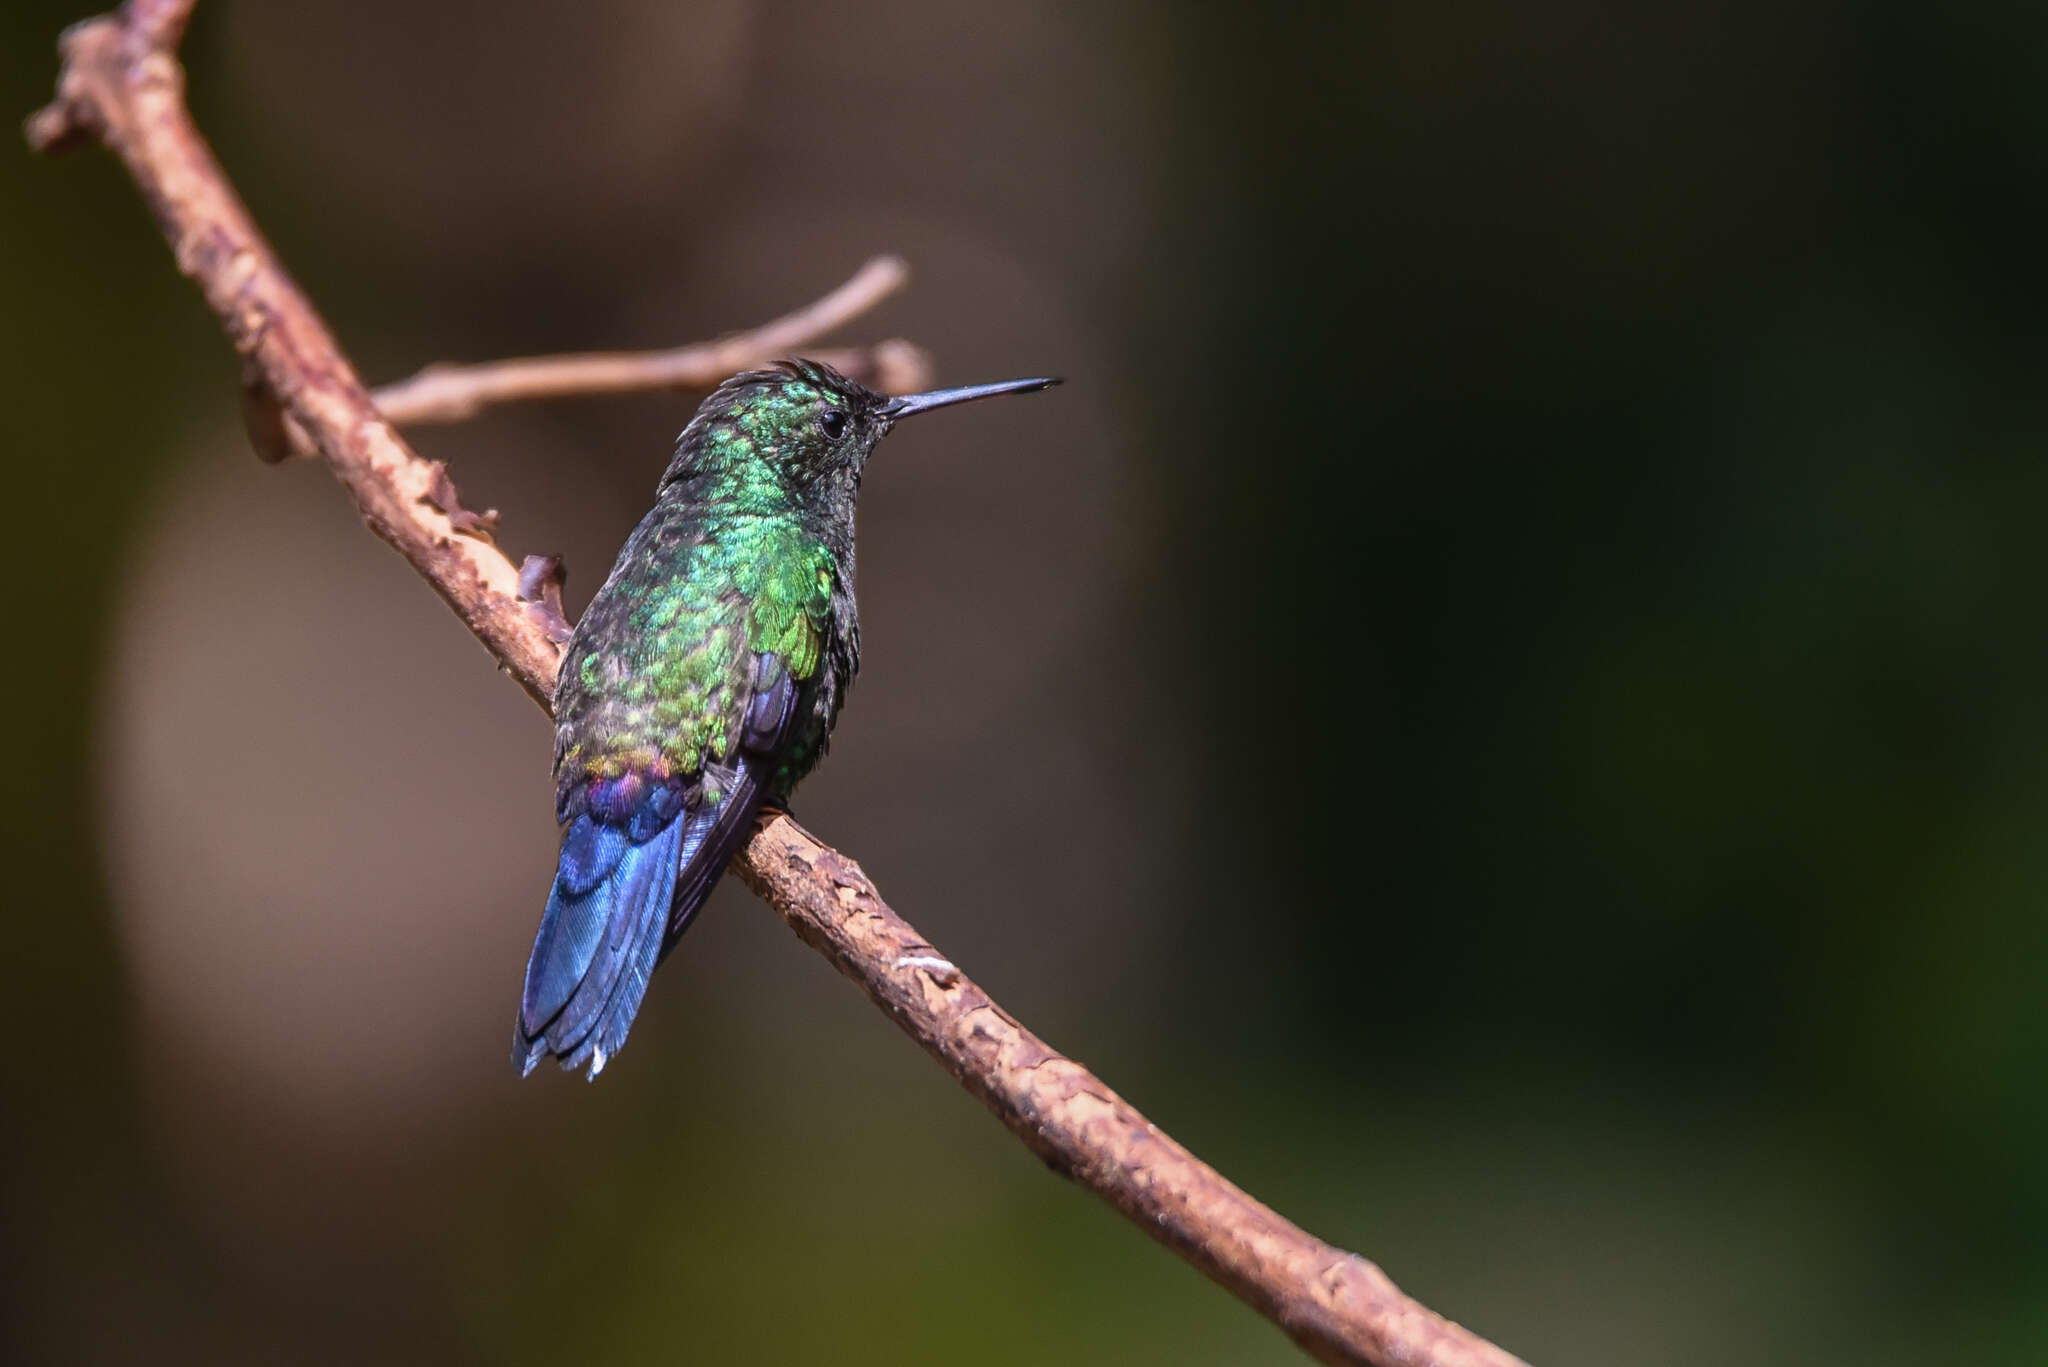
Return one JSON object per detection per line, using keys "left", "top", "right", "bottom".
{"left": 659, "top": 645, "right": 812, "bottom": 952}
{"left": 657, "top": 541, "right": 832, "bottom": 947}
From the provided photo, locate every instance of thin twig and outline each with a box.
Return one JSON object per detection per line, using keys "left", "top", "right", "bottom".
{"left": 258, "top": 267, "right": 930, "bottom": 463}
{"left": 370, "top": 258, "right": 931, "bottom": 427}
{"left": 25, "top": 9, "right": 1528, "bottom": 1367}
{"left": 124, "top": 0, "right": 194, "bottom": 53}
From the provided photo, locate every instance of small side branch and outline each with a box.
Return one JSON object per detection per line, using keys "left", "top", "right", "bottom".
{"left": 259, "top": 261, "right": 929, "bottom": 462}
{"left": 26, "top": 8, "right": 1527, "bottom": 1367}
{"left": 371, "top": 258, "right": 932, "bottom": 427}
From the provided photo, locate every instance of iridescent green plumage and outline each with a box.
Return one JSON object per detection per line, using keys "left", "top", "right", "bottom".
{"left": 555, "top": 371, "right": 850, "bottom": 798}
{"left": 557, "top": 502, "right": 838, "bottom": 786}
{"left": 515, "top": 360, "right": 1059, "bottom": 1079}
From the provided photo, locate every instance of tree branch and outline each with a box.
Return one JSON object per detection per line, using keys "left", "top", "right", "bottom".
{"left": 253, "top": 262, "right": 931, "bottom": 463}
{"left": 26, "top": 9, "right": 1528, "bottom": 1367}
{"left": 369, "top": 257, "right": 932, "bottom": 427}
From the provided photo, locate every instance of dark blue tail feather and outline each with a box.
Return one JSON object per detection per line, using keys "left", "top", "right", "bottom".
{"left": 514, "top": 761, "right": 765, "bottom": 1080}
{"left": 515, "top": 812, "right": 681, "bottom": 1078}
{"left": 545, "top": 816, "right": 679, "bottom": 1075}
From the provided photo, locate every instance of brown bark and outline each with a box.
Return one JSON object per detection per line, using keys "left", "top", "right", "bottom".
{"left": 26, "top": 8, "right": 1529, "bottom": 1366}
{"left": 369, "top": 259, "right": 930, "bottom": 428}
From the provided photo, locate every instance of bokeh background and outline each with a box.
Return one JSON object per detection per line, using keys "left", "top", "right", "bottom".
{"left": 5, "top": 1, "right": 2048, "bottom": 1362}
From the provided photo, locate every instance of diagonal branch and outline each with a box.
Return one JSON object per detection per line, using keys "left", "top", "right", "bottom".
{"left": 25, "top": 8, "right": 1528, "bottom": 1367}
{"left": 30, "top": 1, "right": 561, "bottom": 707}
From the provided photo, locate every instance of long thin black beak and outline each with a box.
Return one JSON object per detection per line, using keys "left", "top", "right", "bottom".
{"left": 880, "top": 376, "right": 1062, "bottom": 421}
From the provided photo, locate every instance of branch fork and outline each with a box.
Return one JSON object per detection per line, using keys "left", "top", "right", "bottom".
{"left": 27, "top": 7, "right": 1526, "bottom": 1366}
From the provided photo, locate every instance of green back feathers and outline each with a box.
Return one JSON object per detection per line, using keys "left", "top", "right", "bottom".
{"left": 555, "top": 360, "right": 890, "bottom": 794}
{"left": 557, "top": 506, "right": 834, "bottom": 785}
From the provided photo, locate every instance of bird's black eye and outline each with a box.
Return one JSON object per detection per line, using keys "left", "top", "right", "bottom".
{"left": 818, "top": 407, "right": 849, "bottom": 440}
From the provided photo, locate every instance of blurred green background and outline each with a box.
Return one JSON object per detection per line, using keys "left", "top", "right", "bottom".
{"left": 7, "top": 1, "right": 2048, "bottom": 1362}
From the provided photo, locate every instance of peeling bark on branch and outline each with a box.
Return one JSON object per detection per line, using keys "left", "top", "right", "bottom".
{"left": 26, "top": 7, "right": 1528, "bottom": 1367}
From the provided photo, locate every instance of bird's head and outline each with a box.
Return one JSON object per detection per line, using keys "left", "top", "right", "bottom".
{"left": 662, "top": 359, "right": 1059, "bottom": 505}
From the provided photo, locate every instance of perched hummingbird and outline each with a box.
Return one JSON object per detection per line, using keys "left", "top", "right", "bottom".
{"left": 515, "top": 359, "right": 1059, "bottom": 1078}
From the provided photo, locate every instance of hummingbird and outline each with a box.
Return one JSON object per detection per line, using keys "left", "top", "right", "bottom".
{"left": 514, "top": 358, "right": 1060, "bottom": 1079}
